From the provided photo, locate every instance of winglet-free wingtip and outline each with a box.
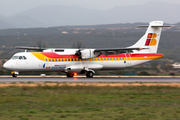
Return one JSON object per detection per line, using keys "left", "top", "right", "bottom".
{"left": 15, "top": 46, "right": 45, "bottom": 51}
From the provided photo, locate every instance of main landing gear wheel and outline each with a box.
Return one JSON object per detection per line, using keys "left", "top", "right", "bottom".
{"left": 66, "top": 73, "right": 74, "bottom": 78}
{"left": 86, "top": 71, "right": 94, "bottom": 78}
{"left": 12, "top": 74, "right": 17, "bottom": 78}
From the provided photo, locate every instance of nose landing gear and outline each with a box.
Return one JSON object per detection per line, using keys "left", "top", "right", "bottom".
{"left": 11, "top": 71, "right": 19, "bottom": 78}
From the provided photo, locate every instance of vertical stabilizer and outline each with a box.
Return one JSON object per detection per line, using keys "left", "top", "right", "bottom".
{"left": 129, "top": 21, "right": 165, "bottom": 53}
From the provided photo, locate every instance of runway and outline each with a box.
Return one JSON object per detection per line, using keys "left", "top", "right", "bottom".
{"left": 0, "top": 77, "right": 180, "bottom": 83}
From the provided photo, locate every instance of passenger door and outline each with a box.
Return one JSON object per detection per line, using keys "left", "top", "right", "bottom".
{"left": 125, "top": 54, "right": 131, "bottom": 67}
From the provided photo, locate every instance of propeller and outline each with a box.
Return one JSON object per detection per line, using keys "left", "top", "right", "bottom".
{"left": 75, "top": 50, "right": 82, "bottom": 58}
{"left": 71, "top": 40, "right": 85, "bottom": 59}
{"left": 36, "top": 40, "right": 48, "bottom": 52}
{"left": 16, "top": 40, "right": 48, "bottom": 52}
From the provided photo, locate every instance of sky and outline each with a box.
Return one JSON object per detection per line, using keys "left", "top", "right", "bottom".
{"left": 0, "top": 0, "right": 179, "bottom": 16}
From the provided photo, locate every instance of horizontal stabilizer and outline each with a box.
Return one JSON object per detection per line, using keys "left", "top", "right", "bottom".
{"left": 137, "top": 25, "right": 174, "bottom": 28}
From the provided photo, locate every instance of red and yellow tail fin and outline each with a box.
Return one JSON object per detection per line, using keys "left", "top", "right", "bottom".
{"left": 129, "top": 21, "right": 172, "bottom": 53}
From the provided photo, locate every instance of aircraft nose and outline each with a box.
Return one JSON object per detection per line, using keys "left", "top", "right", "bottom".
{"left": 3, "top": 61, "right": 11, "bottom": 70}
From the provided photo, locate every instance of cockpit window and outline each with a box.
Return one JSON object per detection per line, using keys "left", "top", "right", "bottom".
{"left": 19, "top": 56, "right": 23, "bottom": 60}
{"left": 11, "top": 56, "right": 19, "bottom": 60}
{"left": 11, "top": 56, "right": 27, "bottom": 60}
{"left": 23, "top": 56, "right": 27, "bottom": 59}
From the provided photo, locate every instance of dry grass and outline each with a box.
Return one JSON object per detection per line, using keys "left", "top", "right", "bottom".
{"left": 0, "top": 82, "right": 180, "bottom": 88}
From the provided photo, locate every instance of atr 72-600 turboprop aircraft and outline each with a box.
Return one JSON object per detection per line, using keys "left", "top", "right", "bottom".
{"left": 3, "top": 21, "right": 171, "bottom": 78}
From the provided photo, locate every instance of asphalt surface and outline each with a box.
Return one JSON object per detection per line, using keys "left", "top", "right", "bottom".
{"left": 0, "top": 77, "right": 180, "bottom": 83}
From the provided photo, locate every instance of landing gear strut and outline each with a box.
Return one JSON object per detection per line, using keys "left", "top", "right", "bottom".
{"left": 86, "top": 71, "right": 94, "bottom": 78}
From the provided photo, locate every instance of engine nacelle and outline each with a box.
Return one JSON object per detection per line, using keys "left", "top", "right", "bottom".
{"left": 64, "top": 65, "right": 84, "bottom": 73}
{"left": 81, "top": 49, "right": 101, "bottom": 59}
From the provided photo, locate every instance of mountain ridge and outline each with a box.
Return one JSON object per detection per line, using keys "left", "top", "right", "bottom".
{"left": 0, "top": 1, "right": 179, "bottom": 29}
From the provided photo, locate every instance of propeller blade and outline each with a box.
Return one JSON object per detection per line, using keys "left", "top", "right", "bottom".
{"left": 72, "top": 40, "right": 85, "bottom": 59}
{"left": 35, "top": 40, "right": 48, "bottom": 52}
{"left": 71, "top": 40, "right": 85, "bottom": 49}
{"left": 36, "top": 40, "right": 42, "bottom": 48}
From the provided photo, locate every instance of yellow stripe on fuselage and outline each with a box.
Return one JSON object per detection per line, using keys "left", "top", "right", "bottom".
{"left": 131, "top": 56, "right": 162, "bottom": 60}
{"left": 31, "top": 52, "right": 46, "bottom": 61}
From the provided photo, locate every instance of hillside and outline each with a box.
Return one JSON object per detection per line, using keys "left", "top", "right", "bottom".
{"left": 0, "top": 19, "right": 14, "bottom": 29}
{"left": 0, "top": 1, "right": 179, "bottom": 29}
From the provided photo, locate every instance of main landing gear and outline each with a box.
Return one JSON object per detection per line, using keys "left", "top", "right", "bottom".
{"left": 86, "top": 71, "right": 94, "bottom": 78}
{"left": 66, "top": 71, "right": 94, "bottom": 78}
{"left": 66, "top": 73, "right": 74, "bottom": 78}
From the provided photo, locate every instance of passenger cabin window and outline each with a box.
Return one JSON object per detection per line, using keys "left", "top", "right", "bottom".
{"left": 55, "top": 50, "right": 64, "bottom": 52}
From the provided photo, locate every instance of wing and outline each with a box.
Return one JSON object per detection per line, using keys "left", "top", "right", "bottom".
{"left": 15, "top": 46, "right": 45, "bottom": 51}
{"left": 94, "top": 47, "right": 147, "bottom": 55}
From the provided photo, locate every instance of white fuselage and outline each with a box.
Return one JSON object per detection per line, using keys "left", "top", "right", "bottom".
{"left": 3, "top": 49, "right": 163, "bottom": 73}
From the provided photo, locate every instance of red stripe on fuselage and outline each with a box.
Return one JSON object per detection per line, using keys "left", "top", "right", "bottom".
{"left": 40, "top": 52, "right": 163, "bottom": 58}
{"left": 130, "top": 53, "right": 164, "bottom": 57}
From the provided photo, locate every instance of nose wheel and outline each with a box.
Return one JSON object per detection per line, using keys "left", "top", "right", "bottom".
{"left": 12, "top": 74, "right": 17, "bottom": 78}
{"left": 11, "top": 71, "right": 19, "bottom": 78}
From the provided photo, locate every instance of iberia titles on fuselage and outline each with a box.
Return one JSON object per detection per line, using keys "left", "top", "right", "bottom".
{"left": 3, "top": 21, "right": 172, "bottom": 78}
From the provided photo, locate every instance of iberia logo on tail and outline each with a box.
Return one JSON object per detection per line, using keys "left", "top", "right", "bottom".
{"left": 145, "top": 33, "right": 157, "bottom": 46}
